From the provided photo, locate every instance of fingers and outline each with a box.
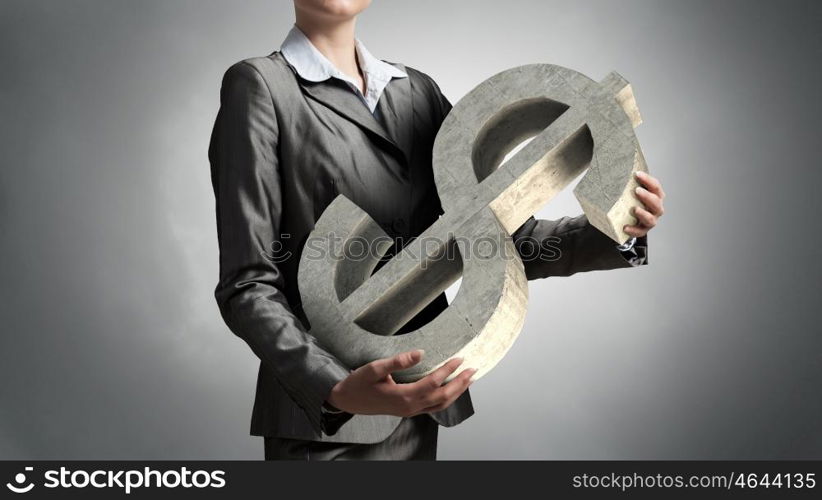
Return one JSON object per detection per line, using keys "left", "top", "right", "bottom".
{"left": 635, "top": 171, "right": 665, "bottom": 199}
{"left": 366, "top": 349, "right": 424, "bottom": 381}
{"left": 408, "top": 360, "right": 474, "bottom": 411}
{"left": 413, "top": 357, "right": 465, "bottom": 391}
{"left": 634, "top": 186, "right": 664, "bottom": 216}
{"left": 623, "top": 224, "right": 649, "bottom": 238}
{"left": 417, "top": 368, "right": 476, "bottom": 414}
{"left": 388, "top": 357, "right": 476, "bottom": 417}
{"left": 626, "top": 173, "right": 665, "bottom": 238}
{"left": 632, "top": 205, "right": 657, "bottom": 228}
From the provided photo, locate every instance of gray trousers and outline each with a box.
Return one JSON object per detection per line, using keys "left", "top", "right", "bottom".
{"left": 264, "top": 414, "right": 439, "bottom": 460}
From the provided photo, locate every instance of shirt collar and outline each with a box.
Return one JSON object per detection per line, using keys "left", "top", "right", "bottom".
{"left": 280, "top": 25, "right": 407, "bottom": 112}
{"left": 280, "top": 25, "right": 407, "bottom": 82}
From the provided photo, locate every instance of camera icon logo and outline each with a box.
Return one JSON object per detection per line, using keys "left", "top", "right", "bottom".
{"left": 6, "top": 467, "right": 35, "bottom": 494}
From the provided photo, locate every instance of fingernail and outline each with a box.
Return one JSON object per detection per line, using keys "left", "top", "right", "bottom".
{"left": 635, "top": 171, "right": 646, "bottom": 178}
{"left": 416, "top": 349, "right": 425, "bottom": 357}
{"left": 635, "top": 187, "right": 644, "bottom": 194}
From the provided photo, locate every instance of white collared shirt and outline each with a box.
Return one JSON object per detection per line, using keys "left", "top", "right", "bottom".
{"left": 280, "top": 25, "right": 407, "bottom": 113}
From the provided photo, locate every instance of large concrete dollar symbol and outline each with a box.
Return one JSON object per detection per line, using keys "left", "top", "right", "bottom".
{"left": 299, "top": 64, "right": 648, "bottom": 382}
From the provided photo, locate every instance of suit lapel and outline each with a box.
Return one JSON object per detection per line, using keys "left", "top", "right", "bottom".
{"left": 297, "top": 77, "right": 410, "bottom": 162}
{"left": 376, "top": 66, "right": 414, "bottom": 166}
{"left": 279, "top": 52, "right": 415, "bottom": 166}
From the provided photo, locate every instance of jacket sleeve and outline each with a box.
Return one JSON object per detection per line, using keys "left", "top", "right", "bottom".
{"left": 511, "top": 215, "right": 647, "bottom": 279}
{"left": 208, "top": 61, "right": 352, "bottom": 435}
{"left": 424, "top": 72, "right": 648, "bottom": 280}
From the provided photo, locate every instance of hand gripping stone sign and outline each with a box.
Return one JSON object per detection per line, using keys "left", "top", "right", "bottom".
{"left": 298, "top": 64, "right": 648, "bottom": 382}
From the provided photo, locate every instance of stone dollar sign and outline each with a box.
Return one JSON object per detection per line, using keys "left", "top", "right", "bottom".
{"left": 298, "top": 64, "right": 648, "bottom": 382}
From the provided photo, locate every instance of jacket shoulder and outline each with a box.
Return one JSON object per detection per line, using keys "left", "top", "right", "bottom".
{"left": 399, "top": 64, "right": 441, "bottom": 93}
{"left": 222, "top": 52, "right": 293, "bottom": 85}
{"left": 399, "top": 64, "right": 452, "bottom": 121}
{"left": 219, "top": 53, "right": 300, "bottom": 113}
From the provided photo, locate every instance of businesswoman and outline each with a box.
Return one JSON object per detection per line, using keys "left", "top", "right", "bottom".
{"left": 208, "top": 0, "right": 663, "bottom": 460}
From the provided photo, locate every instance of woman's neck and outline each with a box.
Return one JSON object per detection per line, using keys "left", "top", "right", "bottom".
{"left": 295, "top": 16, "right": 361, "bottom": 83}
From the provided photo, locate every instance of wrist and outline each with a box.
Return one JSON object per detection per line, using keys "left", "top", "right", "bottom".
{"left": 616, "top": 236, "right": 637, "bottom": 252}
{"left": 326, "top": 382, "right": 345, "bottom": 411}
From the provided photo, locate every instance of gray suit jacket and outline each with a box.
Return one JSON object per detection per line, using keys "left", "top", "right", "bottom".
{"left": 208, "top": 51, "right": 647, "bottom": 444}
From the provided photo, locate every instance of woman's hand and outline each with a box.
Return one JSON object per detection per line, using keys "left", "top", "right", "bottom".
{"left": 326, "top": 350, "right": 476, "bottom": 417}
{"left": 624, "top": 171, "right": 666, "bottom": 238}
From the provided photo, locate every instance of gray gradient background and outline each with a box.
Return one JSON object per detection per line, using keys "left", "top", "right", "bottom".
{"left": 1, "top": 0, "right": 819, "bottom": 460}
